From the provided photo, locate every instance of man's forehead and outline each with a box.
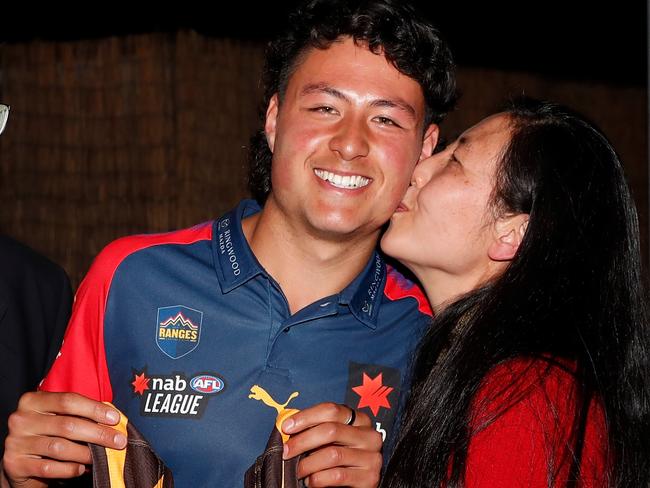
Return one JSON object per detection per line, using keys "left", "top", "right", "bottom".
{"left": 289, "top": 37, "right": 409, "bottom": 86}
{"left": 284, "top": 39, "right": 425, "bottom": 111}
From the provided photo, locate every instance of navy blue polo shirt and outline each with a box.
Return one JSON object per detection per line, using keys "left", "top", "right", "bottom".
{"left": 42, "top": 199, "right": 432, "bottom": 487}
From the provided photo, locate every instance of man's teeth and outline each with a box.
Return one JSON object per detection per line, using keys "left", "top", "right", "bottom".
{"left": 314, "top": 169, "right": 371, "bottom": 189}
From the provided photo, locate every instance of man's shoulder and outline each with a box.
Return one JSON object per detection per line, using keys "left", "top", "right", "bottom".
{"left": 382, "top": 261, "right": 432, "bottom": 317}
{"left": 85, "top": 222, "right": 214, "bottom": 286}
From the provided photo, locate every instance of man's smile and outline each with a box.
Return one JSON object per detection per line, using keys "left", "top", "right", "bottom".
{"left": 314, "top": 168, "right": 372, "bottom": 189}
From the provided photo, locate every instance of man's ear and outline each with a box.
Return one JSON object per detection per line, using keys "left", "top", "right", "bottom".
{"left": 488, "top": 213, "right": 529, "bottom": 261}
{"left": 264, "top": 94, "right": 280, "bottom": 153}
{"left": 420, "top": 124, "right": 439, "bottom": 160}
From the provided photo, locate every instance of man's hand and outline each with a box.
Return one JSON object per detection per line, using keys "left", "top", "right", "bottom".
{"left": 281, "top": 402, "right": 383, "bottom": 488}
{"left": 2, "top": 391, "right": 126, "bottom": 488}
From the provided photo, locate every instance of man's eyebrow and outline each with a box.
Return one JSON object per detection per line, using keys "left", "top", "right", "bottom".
{"left": 370, "top": 99, "right": 416, "bottom": 119}
{"left": 300, "top": 83, "right": 416, "bottom": 119}
{"left": 300, "top": 83, "right": 350, "bottom": 102}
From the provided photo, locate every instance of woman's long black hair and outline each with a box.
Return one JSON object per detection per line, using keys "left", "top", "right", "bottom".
{"left": 381, "top": 97, "right": 650, "bottom": 487}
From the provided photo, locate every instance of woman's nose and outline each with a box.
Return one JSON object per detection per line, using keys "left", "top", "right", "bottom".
{"left": 411, "top": 154, "right": 436, "bottom": 187}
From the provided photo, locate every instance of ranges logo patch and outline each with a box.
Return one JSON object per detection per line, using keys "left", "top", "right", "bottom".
{"left": 345, "top": 362, "right": 401, "bottom": 442}
{"left": 156, "top": 305, "right": 203, "bottom": 359}
{"left": 131, "top": 368, "right": 225, "bottom": 419}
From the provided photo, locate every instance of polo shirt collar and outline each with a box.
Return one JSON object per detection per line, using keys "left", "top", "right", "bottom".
{"left": 213, "top": 199, "right": 265, "bottom": 293}
{"left": 213, "top": 199, "right": 386, "bottom": 329}
{"left": 339, "top": 251, "right": 386, "bottom": 330}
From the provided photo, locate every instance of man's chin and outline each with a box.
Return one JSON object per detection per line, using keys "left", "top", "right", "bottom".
{"left": 305, "top": 214, "right": 385, "bottom": 242}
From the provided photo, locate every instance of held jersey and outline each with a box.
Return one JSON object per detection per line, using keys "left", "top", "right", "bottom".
{"left": 90, "top": 404, "right": 174, "bottom": 488}
{"left": 41, "top": 199, "right": 432, "bottom": 487}
{"left": 244, "top": 388, "right": 301, "bottom": 488}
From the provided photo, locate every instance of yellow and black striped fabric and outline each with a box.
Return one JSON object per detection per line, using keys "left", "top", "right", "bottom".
{"left": 244, "top": 427, "right": 301, "bottom": 488}
{"left": 90, "top": 406, "right": 174, "bottom": 488}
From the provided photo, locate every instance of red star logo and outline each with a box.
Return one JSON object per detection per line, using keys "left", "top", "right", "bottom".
{"left": 132, "top": 372, "right": 150, "bottom": 395}
{"left": 351, "top": 372, "right": 394, "bottom": 416}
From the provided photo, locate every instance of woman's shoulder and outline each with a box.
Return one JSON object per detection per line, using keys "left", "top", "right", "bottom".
{"left": 477, "top": 356, "right": 580, "bottom": 401}
{"left": 471, "top": 356, "right": 604, "bottom": 433}
{"left": 466, "top": 356, "right": 608, "bottom": 487}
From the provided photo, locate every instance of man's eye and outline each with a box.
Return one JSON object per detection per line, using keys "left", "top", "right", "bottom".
{"left": 374, "top": 116, "right": 399, "bottom": 127}
{"left": 310, "top": 106, "right": 337, "bottom": 114}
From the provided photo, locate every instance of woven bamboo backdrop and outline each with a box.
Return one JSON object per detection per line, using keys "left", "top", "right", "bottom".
{"left": 0, "top": 31, "right": 646, "bottom": 287}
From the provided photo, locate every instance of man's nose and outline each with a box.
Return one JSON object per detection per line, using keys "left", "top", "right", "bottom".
{"left": 328, "top": 116, "right": 370, "bottom": 161}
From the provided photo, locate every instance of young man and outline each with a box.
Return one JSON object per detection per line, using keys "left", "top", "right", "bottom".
{"left": 2, "top": 1, "right": 456, "bottom": 486}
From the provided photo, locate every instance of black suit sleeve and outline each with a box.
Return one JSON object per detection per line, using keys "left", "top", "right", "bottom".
{"left": 0, "top": 236, "right": 73, "bottom": 459}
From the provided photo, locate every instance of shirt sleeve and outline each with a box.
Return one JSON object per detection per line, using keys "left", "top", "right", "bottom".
{"left": 42, "top": 262, "right": 73, "bottom": 380}
{"left": 39, "top": 224, "right": 215, "bottom": 402}
{"left": 39, "top": 240, "right": 129, "bottom": 402}
{"left": 464, "top": 359, "right": 608, "bottom": 488}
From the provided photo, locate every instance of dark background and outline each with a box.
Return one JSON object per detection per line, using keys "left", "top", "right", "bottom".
{"left": 2, "top": 1, "right": 646, "bottom": 86}
{"left": 0, "top": 2, "right": 647, "bottom": 285}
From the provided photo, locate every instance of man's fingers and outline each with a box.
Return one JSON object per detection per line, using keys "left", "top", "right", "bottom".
{"left": 2, "top": 454, "right": 86, "bottom": 481}
{"left": 282, "top": 403, "right": 370, "bottom": 435}
{"left": 7, "top": 434, "right": 94, "bottom": 465}
{"left": 284, "top": 423, "right": 381, "bottom": 459}
{"left": 3, "top": 391, "right": 123, "bottom": 485}
{"left": 297, "top": 444, "right": 382, "bottom": 478}
{"left": 18, "top": 391, "right": 120, "bottom": 426}
{"left": 8, "top": 409, "right": 126, "bottom": 449}
{"left": 278, "top": 402, "right": 382, "bottom": 487}
{"left": 303, "top": 462, "right": 382, "bottom": 488}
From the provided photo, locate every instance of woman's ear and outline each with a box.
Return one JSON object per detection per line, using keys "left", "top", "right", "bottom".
{"left": 488, "top": 213, "right": 529, "bottom": 261}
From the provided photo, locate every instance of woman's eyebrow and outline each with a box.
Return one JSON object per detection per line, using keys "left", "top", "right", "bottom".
{"left": 435, "top": 132, "right": 463, "bottom": 153}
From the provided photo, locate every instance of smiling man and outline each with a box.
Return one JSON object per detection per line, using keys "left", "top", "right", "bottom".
{"left": 2, "top": 1, "right": 456, "bottom": 487}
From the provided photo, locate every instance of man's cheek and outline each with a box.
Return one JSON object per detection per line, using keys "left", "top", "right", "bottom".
{"left": 270, "top": 157, "right": 294, "bottom": 191}
{"left": 389, "top": 168, "right": 415, "bottom": 199}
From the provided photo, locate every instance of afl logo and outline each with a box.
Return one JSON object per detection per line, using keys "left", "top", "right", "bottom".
{"left": 190, "top": 375, "right": 224, "bottom": 394}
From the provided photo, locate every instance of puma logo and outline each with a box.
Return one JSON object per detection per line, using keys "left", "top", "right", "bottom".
{"left": 249, "top": 385, "right": 300, "bottom": 442}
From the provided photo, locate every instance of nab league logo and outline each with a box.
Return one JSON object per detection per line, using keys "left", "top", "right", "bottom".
{"left": 156, "top": 305, "right": 203, "bottom": 359}
{"left": 132, "top": 368, "right": 225, "bottom": 418}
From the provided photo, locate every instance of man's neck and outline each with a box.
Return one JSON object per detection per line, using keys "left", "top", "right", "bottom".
{"left": 242, "top": 202, "right": 379, "bottom": 315}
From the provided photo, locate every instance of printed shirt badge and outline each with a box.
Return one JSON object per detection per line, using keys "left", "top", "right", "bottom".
{"left": 345, "top": 362, "right": 401, "bottom": 442}
{"left": 248, "top": 385, "right": 300, "bottom": 443}
{"left": 131, "top": 367, "right": 225, "bottom": 419}
{"left": 156, "top": 305, "right": 203, "bottom": 359}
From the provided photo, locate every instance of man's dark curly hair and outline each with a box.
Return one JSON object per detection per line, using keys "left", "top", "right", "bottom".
{"left": 248, "top": 0, "right": 457, "bottom": 204}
